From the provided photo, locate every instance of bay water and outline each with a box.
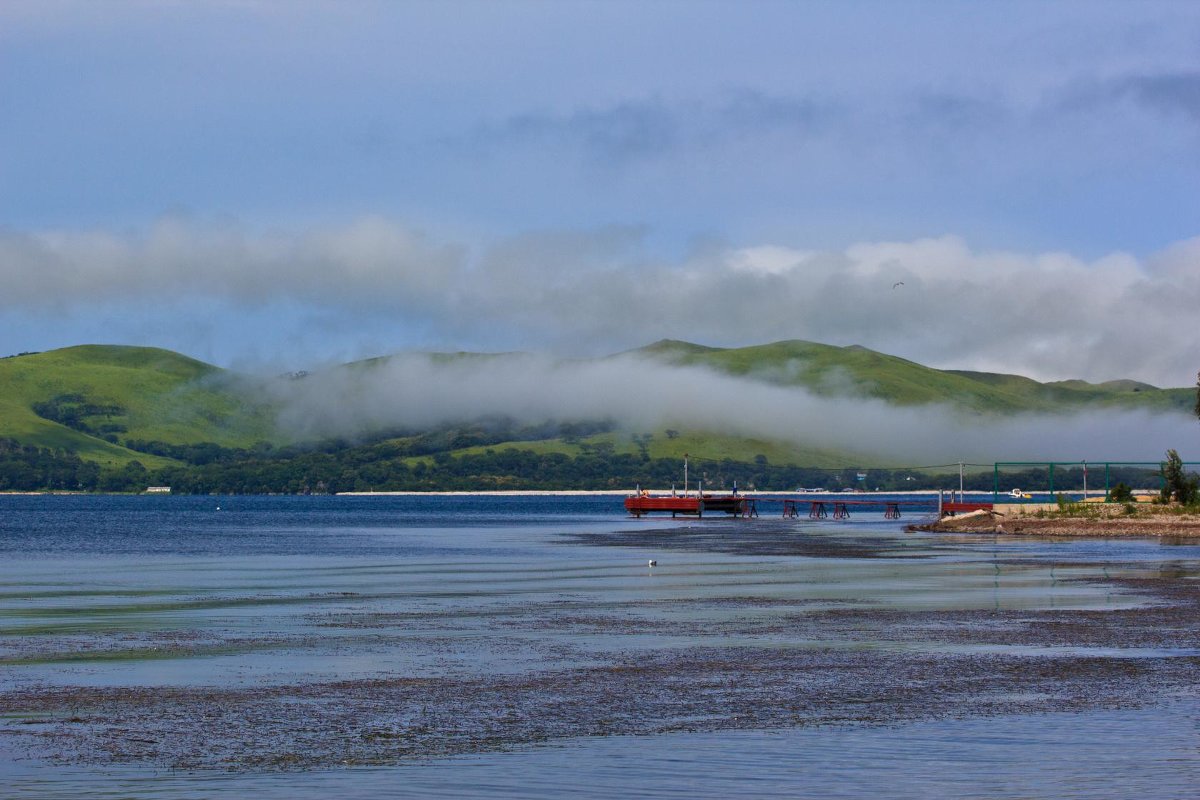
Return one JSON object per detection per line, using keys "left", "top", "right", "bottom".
{"left": 2, "top": 494, "right": 1199, "bottom": 798}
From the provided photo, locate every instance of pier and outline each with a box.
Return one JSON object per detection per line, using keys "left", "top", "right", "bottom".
{"left": 626, "top": 489, "right": 999, "bottom": 520}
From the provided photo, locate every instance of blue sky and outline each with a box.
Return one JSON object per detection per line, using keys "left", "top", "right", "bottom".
{"left": 2, "top": 1, "right": 1198, "bottom": 384}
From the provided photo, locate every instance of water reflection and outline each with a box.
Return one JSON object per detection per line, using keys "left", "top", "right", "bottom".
{"left": 2, "top": 495, "right": 1200, "bottom": 798}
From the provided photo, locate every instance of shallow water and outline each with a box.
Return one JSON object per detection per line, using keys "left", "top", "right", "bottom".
{"left": 3, "top": 494, "right": 1200, "bottom": 797}
{"left": 6, "top": 706, "right": 1200, "bottom": 799}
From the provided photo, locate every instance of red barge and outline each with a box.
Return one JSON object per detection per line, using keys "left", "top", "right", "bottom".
{"left": 623, "top": 456, "right": 753, "bottom": 517}
{"left": 623, "top": 491, "right": 749, "bottom": 518}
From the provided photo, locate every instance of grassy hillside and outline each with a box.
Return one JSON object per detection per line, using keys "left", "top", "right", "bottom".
{"left": 2, "top": 340, "right": 1193, "bottom": 474}
{"left": 0, "top": 346, "right": 279, "bottom": 466}
{"left": 404, "top": 429, "right": 869, "bottom": 470}
{"left": 635, "top": 339, "right": 1193, "bottom": 414}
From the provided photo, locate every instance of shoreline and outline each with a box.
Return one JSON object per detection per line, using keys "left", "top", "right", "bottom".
{"left": 915, "top": 506, "right": 1200, "bottom": 538}
{"left": 2, "top": 489, "right": 997, "bottom": 497}
{"left": 333, "top": 489, "right": 966, "bottom": 497}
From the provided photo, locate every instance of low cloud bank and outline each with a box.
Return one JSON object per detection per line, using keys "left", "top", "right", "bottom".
{"left": 3, "top": 218, "right": 1199, "bottom": 386}
{"left": 273, "top": 354, "right": 1199, "bottom": 465}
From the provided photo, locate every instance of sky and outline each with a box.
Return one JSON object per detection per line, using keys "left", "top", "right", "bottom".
{"left": 2, "top": 0, "right": 1199, "bottom": 386}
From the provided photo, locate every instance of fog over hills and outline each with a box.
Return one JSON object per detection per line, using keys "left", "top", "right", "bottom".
{"left": 3, "top": 340, "right": 1196, "bottom": 468}
{"left": 276, "top": 341, "right": 1195, "bottom": 464}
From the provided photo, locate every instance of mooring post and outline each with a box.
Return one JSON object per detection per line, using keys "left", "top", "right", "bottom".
{"left": 938, "top": 489, "right": 943, "bottom": 517}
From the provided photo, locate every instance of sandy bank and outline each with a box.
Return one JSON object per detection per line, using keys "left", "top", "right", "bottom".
{"left": 916, "top": 505, "right": 1200, "bottom": 538}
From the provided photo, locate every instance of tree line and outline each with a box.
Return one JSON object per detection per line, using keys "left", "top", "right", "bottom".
{"left": 0, "top": 435, "right": 1178, "bottom": 496}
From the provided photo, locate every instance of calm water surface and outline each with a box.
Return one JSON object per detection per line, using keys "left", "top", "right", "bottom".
{"left": 2, "top": 494, "right": 1199, "bottom": 798}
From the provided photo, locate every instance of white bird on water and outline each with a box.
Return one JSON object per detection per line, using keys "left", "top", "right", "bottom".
{"left": 648, "top": 559, "right": 657, "bottom": 567}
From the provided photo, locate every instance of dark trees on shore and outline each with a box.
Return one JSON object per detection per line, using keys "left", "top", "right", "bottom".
{"left": 1161, "top": 449, "right": 1199, "bottom": 506}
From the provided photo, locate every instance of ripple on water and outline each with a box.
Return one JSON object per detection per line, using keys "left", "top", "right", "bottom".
{"left": 4, "top": 702, "right": 1200, "bottom": 799}
{"left": 4, "top": 495, "right": 1200, "bottom": 797}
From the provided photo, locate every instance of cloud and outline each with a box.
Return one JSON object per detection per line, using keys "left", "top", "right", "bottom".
{"left": 1052, "top": 70, "right": 1200, "bottom": 129}
{"left": 464, "top": 90, "right": 839, "bottom": 164}
{"left": 3, "top": 219, "right": 1200, "bottom": 385}
{"left": 273, "top": 353, "right": 1200, "bottom": 464}
{"left": 0, "top": 216, "right": 464, "bottom": 316}
{"left": 459, "top": 72, "right": 1194, "bottom": 175}
{"left": 494, "top": 99, "right": 681, "bottom": 162}
{"left": 1120, "top": 72, "right": 1200, "bottom": 123}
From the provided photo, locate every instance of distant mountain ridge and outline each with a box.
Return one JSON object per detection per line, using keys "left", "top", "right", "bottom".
{"left": 0, "top": 340, "right": 1192, "bottom": 467}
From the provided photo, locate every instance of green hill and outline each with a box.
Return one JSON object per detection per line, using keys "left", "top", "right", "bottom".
{"left": 322, "top": 339, "right": 1193, "bottom": 471}
{"left": 403, "top": 429, "right": 867, "bottom": 471}
{"left": 633, "top": 339, "right": 1193, "bottom": 415}
{"left": 0, "top": 346, "right": 279, "bottom": 466}
{"left": 1, "top": 340, "right": 1193, "bottom": 475}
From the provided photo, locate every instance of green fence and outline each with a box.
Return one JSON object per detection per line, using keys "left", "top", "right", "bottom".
{"left": 992, "top": 461, "right": 1200, "bottom": 502}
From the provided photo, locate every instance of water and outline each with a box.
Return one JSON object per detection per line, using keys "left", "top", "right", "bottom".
{"left": 5, "top": 707, "right": 1200, "bottom": 799}
{"left": 3, "top": 494, "right": 1200, "bottom": 798}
